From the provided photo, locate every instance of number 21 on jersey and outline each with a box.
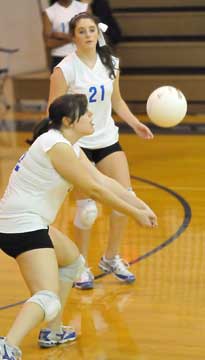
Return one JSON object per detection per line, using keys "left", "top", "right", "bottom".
{"left": 89, "top": 85, "right": 105, "bottom": 103}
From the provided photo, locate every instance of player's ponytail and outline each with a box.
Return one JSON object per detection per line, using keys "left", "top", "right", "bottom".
{"left": 26, "top": 118, "right": 50, "bottom": 145}
{"left": 96, "top": 43, "right": 116, "bottom": 79}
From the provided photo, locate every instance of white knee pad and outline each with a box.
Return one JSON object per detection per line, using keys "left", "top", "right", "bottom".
{"left": 74, "top": 199, "right": 98, "bottom": 230}
{"left": 59, "top": 254, "right": 86, "bottom": 283}
{"left": 112, "top": 187, "right": 136, "bottom": 216}
{"left": 26, "top": 290, "right": 61, "bottom": 322}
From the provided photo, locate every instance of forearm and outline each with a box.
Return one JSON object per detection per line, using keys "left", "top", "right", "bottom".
{"left": 102, "top": 176, "right": 151, "bottom": 211}
{"left": 80, "top": 151, "right": 149, "bottom": 211}
{"left": 46, "top": 38, "right": 69, "bottom": 49}
{"left": 45, "top": 33, "right": 71, "bottom": 49}
{"left": 90, "top": 183, "right": 140, "bottom": 220}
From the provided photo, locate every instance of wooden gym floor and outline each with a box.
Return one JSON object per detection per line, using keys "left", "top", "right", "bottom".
{"left": 0, "top": 112, "right": 205, "bottom": 359}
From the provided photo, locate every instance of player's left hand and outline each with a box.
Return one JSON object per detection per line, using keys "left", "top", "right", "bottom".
{"left": 132, "top": 122, "right": 154, "bottom": 139}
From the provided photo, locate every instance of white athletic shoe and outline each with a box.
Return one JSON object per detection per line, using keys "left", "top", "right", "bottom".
{"left": 38, "top": 325, "right": 76, "bottom": 348}
{"left": 99, "top": 255, "right": 136, "bottom": 283}
{"left": 0, "top": 337, "right": 22, "bottom": 360}
{"left": 75, "top": 267, "right": 94, "bottom": 290}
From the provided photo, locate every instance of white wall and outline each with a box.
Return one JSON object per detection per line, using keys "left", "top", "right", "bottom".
{"left": 0, "top": 0, "right": 47, "bottom": 75}
{"left": 40, "top": 0, "right": 49, "bottom": 10}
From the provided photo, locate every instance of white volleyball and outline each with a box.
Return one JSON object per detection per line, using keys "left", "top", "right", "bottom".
{"left": 146, "top": 86, "right": 187, "bottom": 127}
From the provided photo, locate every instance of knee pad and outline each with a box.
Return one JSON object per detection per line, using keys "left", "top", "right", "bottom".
{"left": 26, "top": 290, "right": 61, "bottom": 322}
{"left": 112, "top": 187, "right": 136, "bottom": 217}
{"left": 59, "top": 254, "right": 85, "bottom": 283}
{"left": 74, "top": 199, "right": 98, "bottom": 230}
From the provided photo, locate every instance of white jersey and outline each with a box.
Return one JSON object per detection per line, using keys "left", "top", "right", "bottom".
{"left": 57, "top": 52, "right": 119, "bottom": 149}
{"left": 45, "top": 1, "right": 88, "bottom": 57}
{"left": 0, "top": 130, "right": 80, "bottom": 233}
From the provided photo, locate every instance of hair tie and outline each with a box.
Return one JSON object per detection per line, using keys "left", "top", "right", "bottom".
{"left": 98, "top": 22, "right": 108, "bottom": 47}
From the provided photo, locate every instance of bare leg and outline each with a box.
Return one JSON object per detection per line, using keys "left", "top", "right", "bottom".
{"left": 74, "top": 227, "right": 91, "bottom": 263}
{"left": 7, "top": 303, "right": 45, "bottom": 346}
{"left": 105, "top": 211, "right": 128, "bottom": 258}
{"left": 6, "top": 227, "right": 80, "bottom": 347}
{"left": 96, "top": 151, "right": 131, "bottom": 259}
{"left": 46, "top": 226, "right": 80, "bottom": 331}
{"left": 6, "top": 248, "right": 59, "bottom": 347}
{"left": 73, "top": 190, "right": 93, "bottom": 264}
{"left": 45, "top": 280, "right": 73, "bottom": 332}
{"left": 73, "top": 151, "right": 131, "bottom": 259}
{"left": 72, "top": 150, "right": 132, "bottom": 285}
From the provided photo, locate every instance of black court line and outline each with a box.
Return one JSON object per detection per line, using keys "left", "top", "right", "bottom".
{"left": 0, "top": 300, "right": 27, "bottom": 311}
{"left": 0, "top": 177, "right": 191, "bottom": 310}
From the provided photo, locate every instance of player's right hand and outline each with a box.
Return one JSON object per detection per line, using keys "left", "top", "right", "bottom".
{"left": 135, "top": 208, "right": 158, "bottom": 228}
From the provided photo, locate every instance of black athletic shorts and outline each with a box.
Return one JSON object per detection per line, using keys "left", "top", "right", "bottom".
{"left": 81, "top": 141, "right": 123, "bottom": 164}
{"left": 0, "top": 228, "right": 54, "bottom": 258}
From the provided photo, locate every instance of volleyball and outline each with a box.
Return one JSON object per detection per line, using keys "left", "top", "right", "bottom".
{"left": 146, "top": 86, "right": 187, "bottom": 127}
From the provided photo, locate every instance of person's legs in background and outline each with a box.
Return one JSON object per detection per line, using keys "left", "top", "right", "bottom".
{"left": 96, "top": 150, "right": 136, "bottom": 283}
{"left": 73, "top": 145, "right": 136, "bottom": 290}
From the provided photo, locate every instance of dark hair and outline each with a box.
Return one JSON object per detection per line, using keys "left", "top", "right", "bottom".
{"left": 69, "top": 12, "right": 117, "bottom": 79}
{"left": 27, "top": 94, "right": 88, "bottom": 145}
{"left": 91, "top": 0, "right": 122, "bottom": 45}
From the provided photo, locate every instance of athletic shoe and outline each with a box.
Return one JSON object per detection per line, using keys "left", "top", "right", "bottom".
{"left": 99, "top": 255, "right": 136, "bottom": 283}
{"left": 74, "top": 267, "right": 94, "bottom": 290}
{"left": 38, "top": 325, "right": 76, "bottom": 348}
{"left": 0, "top": 337, "right": 22, "bottom": 360}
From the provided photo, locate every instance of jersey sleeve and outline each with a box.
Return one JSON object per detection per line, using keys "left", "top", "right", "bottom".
{"left": 40, "top": 131, "right": 72, "bottom": 152}
{"left": 40, "top": 131, "right": 80, "bottom": 158}
{"left": 56, "top": 55, "right": 75, "bottom": 86}
{"left": 44, "top": 7, "right": 54, "bottom": 23}
{"left": 73, "top": 143, "right": 81, "bottom": 158}
{"left": 78, "top": 2, "right": 88, "bottom": 12}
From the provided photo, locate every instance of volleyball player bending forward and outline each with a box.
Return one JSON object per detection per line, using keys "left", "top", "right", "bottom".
{"left": 0, "top": 94, "right": 157, "bottom": 359}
